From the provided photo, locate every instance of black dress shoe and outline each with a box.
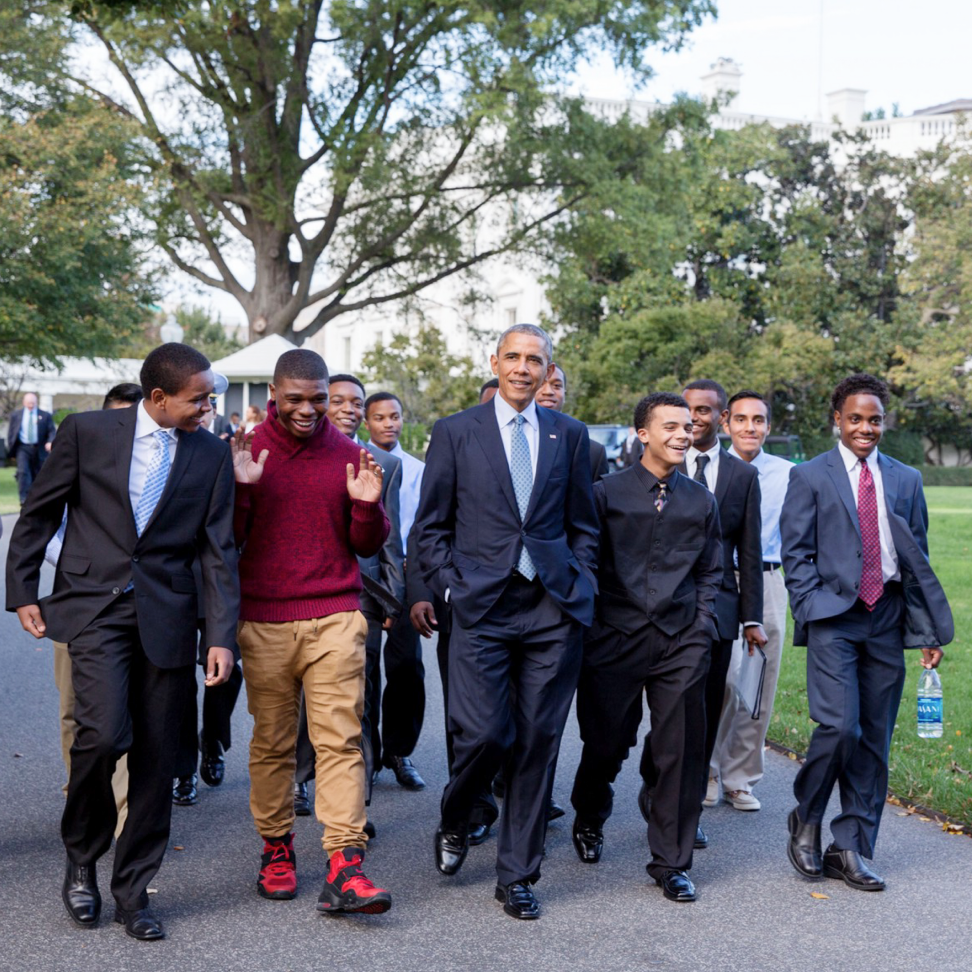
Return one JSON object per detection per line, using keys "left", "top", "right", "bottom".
{"left": 385, "top": 755, "right": 426, "bottom": 790}
{"left": 114, "top": 906, "right": 165, "bottom": 941}
{"left": 172, "top": 775, "right": 198, "bottom": 806}
{"left": 638, "top": 783, "right": 651, "bottom": 824}
{"left": 293, "top": 781, "right": 311, "bottom": 816}
{"left": 694, "top": 824, "right": 708, "bottom": 849}
{"left": 547, "top": 797, "right": 566, "bottom": 822}
{"left": 494, "top": 881, "right": 540, "bottom": 919}
{"left": 435, "top": 827, "right": 468, "bottom": 875}
{"left": 787, "top": 809, "right": 823, "bottom": 879}
{"left": 199, "top": 740, "right": 225, "bottom": 787}
{"left": 468, "top": 821, "right": 491, "bottom": 846}
{"left": 571, "top": 818, "right": 603, "bottom": 864}
{"left": 822, "top": 845, "right": 886, "bottom": 891}
{"left": 62, "top": 859, "right": 100, "bottom": 927}
{"left": 655, "top": 869, "right": 696, "bottom": 902}
{"left": 364, "top": 820, "right": 377, "bottom": 839}
{"left": 492, "top": 775, "right": 506, "bottom": 799}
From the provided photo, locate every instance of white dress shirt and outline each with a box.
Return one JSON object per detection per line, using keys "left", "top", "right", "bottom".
{"left": 494, "top": 394, "right": 539, "bottom": 481}
{"left": 837, "top": 440, "right": 900, "bottom": 583}
{"left": 686, "top": 440, "right": 722, "bottom": 492}
{"left": 129, "top": 401, "right": 178, "bottom": 515}
{"left": 728, "top": 446, "right": 793, "bottom": 563}
{"left": 389, "top": 440, "right": 425, "bottom": 549}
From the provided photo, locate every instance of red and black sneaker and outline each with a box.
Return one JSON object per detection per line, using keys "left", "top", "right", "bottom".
{"left": 257, "top": 833, "right": 297, "bottom": 900}
{"left": 317, "top": 847, "right": 391, "bottom": 915}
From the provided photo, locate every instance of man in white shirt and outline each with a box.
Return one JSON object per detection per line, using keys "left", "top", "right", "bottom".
{"left": 364, "top": 391, "right": 427, "bottom": 790}
{"left": 707, "top": 391, "right": 793, "bottom": 811}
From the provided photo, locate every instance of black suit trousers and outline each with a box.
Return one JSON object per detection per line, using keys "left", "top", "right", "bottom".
{"left": 442, "top": 576, "right": 581, "bottom": 887}
{"left": 15, "top": 443, "right": 44, "bottom": 504}
{"left": 575, "top": 619, "right": 710, "bottom": 877}
{"left": 794, "top": 590, "right": 906, "bottom": 857}
{"left": 173, "top": 663, "right": 243, "bottom": 778}
{"left": 63, "top": 593, "right": 193, "bottom": 909}
{"left": 379, "top": 605, "right": 426, "bottom": 760}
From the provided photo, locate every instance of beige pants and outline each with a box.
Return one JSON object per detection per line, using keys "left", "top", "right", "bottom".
{"left": 239, "top": 611, "right": 369, "bottom": 855}
{"left": 53, "top": 642, "right": 129, "bottom": 837}
{"left": 710, "top": 568, "right": 789, "bottom": 793}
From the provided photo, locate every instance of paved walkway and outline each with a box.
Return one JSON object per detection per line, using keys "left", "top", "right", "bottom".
{"left": 1, "top": 512, "right": 970, "bottom": 972}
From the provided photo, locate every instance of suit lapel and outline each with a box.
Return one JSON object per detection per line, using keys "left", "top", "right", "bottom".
{"left": 879, "top": 452, "right": 899, "bottom": 515}
{"left": 112, "top": 406, "right": 138, "bottom": 541}
{"left": 714, "top": 450, "right": 732, "bottom": 507}
{"left": 472, "top": 404, "right": 520, "bottom": 520}
{"left": 524, "top": 406, "right": 561, "bottom": 523}
{"left": 826, "top": 447, "right": 861, "bottom": 534}
{"left": 140, "top": 428, "right": 195, "bottom": 537}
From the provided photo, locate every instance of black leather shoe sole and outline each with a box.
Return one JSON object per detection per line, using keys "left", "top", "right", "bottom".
{"left": 787, "top": 811, "right": 824, "bottom": 879}
{"left": 694, "top": 826, "right": 708, "bottom": 850}
{"left": 494, "top": 885, "right": 540, "bottom": 920}
{"left": 434, "top": 830, "right": 468, "bottom": 876}
{"left": 823, "top": 861, "right": 886, "bottom": 891}
{"left": 547, "top": 799, "right": 566, "bottom": 822}
{"left": 655, "top": 873, "right": 697, "bottom": 902}
{"left": 114, "top": 909, "right": 165, "bottom": 941}
{"left": 468, "top": 822, "right": 491, "bottom": 846}
{"left": 199, "top": 758, "right": 225, "bottom": 787}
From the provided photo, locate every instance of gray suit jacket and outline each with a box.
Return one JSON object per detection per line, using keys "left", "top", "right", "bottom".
{"left": 781, "top": 446, "right": 952, "bottom": 649}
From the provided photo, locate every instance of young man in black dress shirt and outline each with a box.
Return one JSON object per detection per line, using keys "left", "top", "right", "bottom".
{"left": 570, "top": 392, "right": 722, "bottom": 903}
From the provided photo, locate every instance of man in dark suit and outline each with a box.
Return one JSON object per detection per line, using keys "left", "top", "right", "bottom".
{"left": 6, "top": 343, "right": 238, "bottom": 940}
{"left": 782, "top": 373, "right": 952, "bottom": 890}
{"left": 571, "top": 392, "right": 722, "bottom": 902}
{"left": 536, "top": 363, "right": 609, "bottom": 480}
{"left": 292, "top": 373, "right": 405, "bottom": 818}
{"left": 415, "top": 323, "right": 598, "bottom": 920}
{"left": 638, "top": 378, "right": 764, "bottom": 849}
{"left": 7, "top": 391, "right": 57, "bottom": 504}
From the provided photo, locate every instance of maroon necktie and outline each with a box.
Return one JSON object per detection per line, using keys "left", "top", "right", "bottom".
{"left": 858, "top": 461, "right": 884, "bottom": 610}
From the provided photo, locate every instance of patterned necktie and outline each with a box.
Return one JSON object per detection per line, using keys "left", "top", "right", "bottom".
{"left": 694, "top": 453, "right": 710, "bottom": 486}
{"left": 654, "top": 480, "right": 667, "bottom": 513}
{"left": 134, "top": 429, "right": 172, "bottom": 536}
{"left": 510, "top": 414, "right": 537, "bottom": 580}
{"left": 27, "top": 409, "right": 36, "bottom": 444}
{"left": 857, "top": 461, "right": 884, "bottom": 610}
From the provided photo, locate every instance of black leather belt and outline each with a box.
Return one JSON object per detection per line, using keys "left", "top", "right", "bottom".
{"left": 762, "top": 562, "right": 781, "bottom": 571}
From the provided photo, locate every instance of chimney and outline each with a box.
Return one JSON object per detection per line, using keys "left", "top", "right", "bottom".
{"left": 700, "top": 57, "right": 742, "bottom": 104}
{"left": 825, "top": 88, "right": 868, "bottom": 128}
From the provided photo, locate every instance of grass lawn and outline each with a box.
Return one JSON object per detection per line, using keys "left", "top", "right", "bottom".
{"left": 771, "top": 485, "right": 972, "bottom": 825}
{"left": 0, "top": 467, "right": 19, "bottom": 515}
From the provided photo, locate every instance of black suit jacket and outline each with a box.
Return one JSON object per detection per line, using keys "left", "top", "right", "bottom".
{"left": 415, "top": 400, "right": 599, "bottom": 629}
{"left": 694, "top": 449, "right": 763, "bottom": 640}
{"left": 594, "top": 467, "right": 722, "bottom": 637}
{"left": 781, "top": 447, "right": 953, "bottom": 649}
{"left": 357, "top": 442, "right": 405, "bottom": 619}
{"left": 7, "top": 408, "right": 56, "bottom": 458}
{"left": 589, "top": 439, "right": 609, "bottom": 482}
{"left": 5, "top": 405, "right": 239, "bottom": 668}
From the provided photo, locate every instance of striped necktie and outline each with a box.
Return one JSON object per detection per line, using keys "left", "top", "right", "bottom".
{"left": 134, "top": 429, "right": 172, "bottom": 536}
{"left": 510, "top": 414, "right": 537, "bottom": 580}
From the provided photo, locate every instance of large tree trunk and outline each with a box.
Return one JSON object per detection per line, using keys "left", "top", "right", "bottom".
{"left": 245, "top": 225, "right": 301, "bottom": 343}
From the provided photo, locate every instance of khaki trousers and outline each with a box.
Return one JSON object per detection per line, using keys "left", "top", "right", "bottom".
{"left": 239, "top": 611, "right": 369, "bottom": 855}
{"left": 710, "top": 568, "right": 789, "bottom": 793}
{"left": 53, "top": 642, "right": 129, "bottom": 837}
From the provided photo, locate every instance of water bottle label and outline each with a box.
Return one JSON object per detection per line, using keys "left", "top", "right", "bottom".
{"left": 917, "top": 697, "right": 943, "bottom": 723}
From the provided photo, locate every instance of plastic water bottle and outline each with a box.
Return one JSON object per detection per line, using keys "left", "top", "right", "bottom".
{"left": 917, "top": 668, "right": 943, "bottom": 738}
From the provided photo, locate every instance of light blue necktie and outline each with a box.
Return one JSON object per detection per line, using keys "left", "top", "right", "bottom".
{"left": 510, "top": 414, "right": 536, "bottom": 580}
{"left": 134, "top": 429, "right": 172, "bottom": 536}
{"left": 27, "top": 409, "right": 36, "bottom": 444}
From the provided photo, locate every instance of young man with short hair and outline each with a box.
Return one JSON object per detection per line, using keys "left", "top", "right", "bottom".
{"left": 231, "top": 349, "right": 392, "bottom": 915}
{"left": 7, "top": 344, "right": 239, "bottom": 941}
{"left": 782, "top": 373, "right": 951, "bottom": 890}
{"left": 570, "top": 392, "right": 721, "bottom": 903}
{"left": 363, "top": 390, "right": 428, "bottom": 790}
{"left": 708, "top": 391, "right": 793, "bottom": 811}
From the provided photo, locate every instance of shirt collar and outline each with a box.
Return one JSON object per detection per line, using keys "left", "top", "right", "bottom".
{"left": 493, "top": 393, "right": 538, "bottom": 431}
{"left": 389, "top": 441, "right": 404, "bottom": 458}
{"left": 728, "top": 444, "right": 763, "bottom": 467}
{"left": 135, "top": 400, "right": 177, "bottom": 442}
{"left": 837, "top": 439, "right": 879, "bottom": 473}
{"left": 687, "top": 440, "right": 721, "bottom": 462}
{"left": 633, "top": 461, "right": 678, "bottom": 493}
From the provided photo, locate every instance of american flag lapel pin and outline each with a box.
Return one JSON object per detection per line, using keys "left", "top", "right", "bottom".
{"left": 549, "top": 433, "right": 557, "bottom": 439}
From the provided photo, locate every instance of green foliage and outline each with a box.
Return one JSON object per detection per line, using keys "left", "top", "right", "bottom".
{"left": 176, "top": 306, "right": 242, "bottom": 362}
{"left": 16, "top": 0, "right": 715, "bottom": 342}
{"left": 0, "top": 94, "right": 155, "bottom": 366}
{"left": 361, "top": 324, "right": 481, "bottom": 426}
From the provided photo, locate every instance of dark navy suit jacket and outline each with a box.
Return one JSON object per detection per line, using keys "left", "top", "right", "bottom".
{"left": 414, "top": 400, "right": 598, "bottom": 630}
{"left": 781, "top": 446, "right": 952, "bottom": 649}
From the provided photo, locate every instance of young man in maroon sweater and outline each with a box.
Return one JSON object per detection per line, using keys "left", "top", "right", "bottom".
{"left": 231, "top": 349, "right": 392, "bottom": 915}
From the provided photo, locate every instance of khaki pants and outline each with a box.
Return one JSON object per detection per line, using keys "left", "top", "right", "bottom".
{"left": 239, "top": 612, "right": 369, "bottom": 855}
{"left": 710, "top": 568, "right": 789, "bottom": 793}
{"left": 53, "top": 642, "right": 129, "bottom": 837}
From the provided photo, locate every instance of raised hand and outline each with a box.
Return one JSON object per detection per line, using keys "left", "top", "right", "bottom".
{"left": 346, "top": 448, "right": 383, "bottom": 503}
{"left": 230, "top": 427, "right": 269, "bottom": 484}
